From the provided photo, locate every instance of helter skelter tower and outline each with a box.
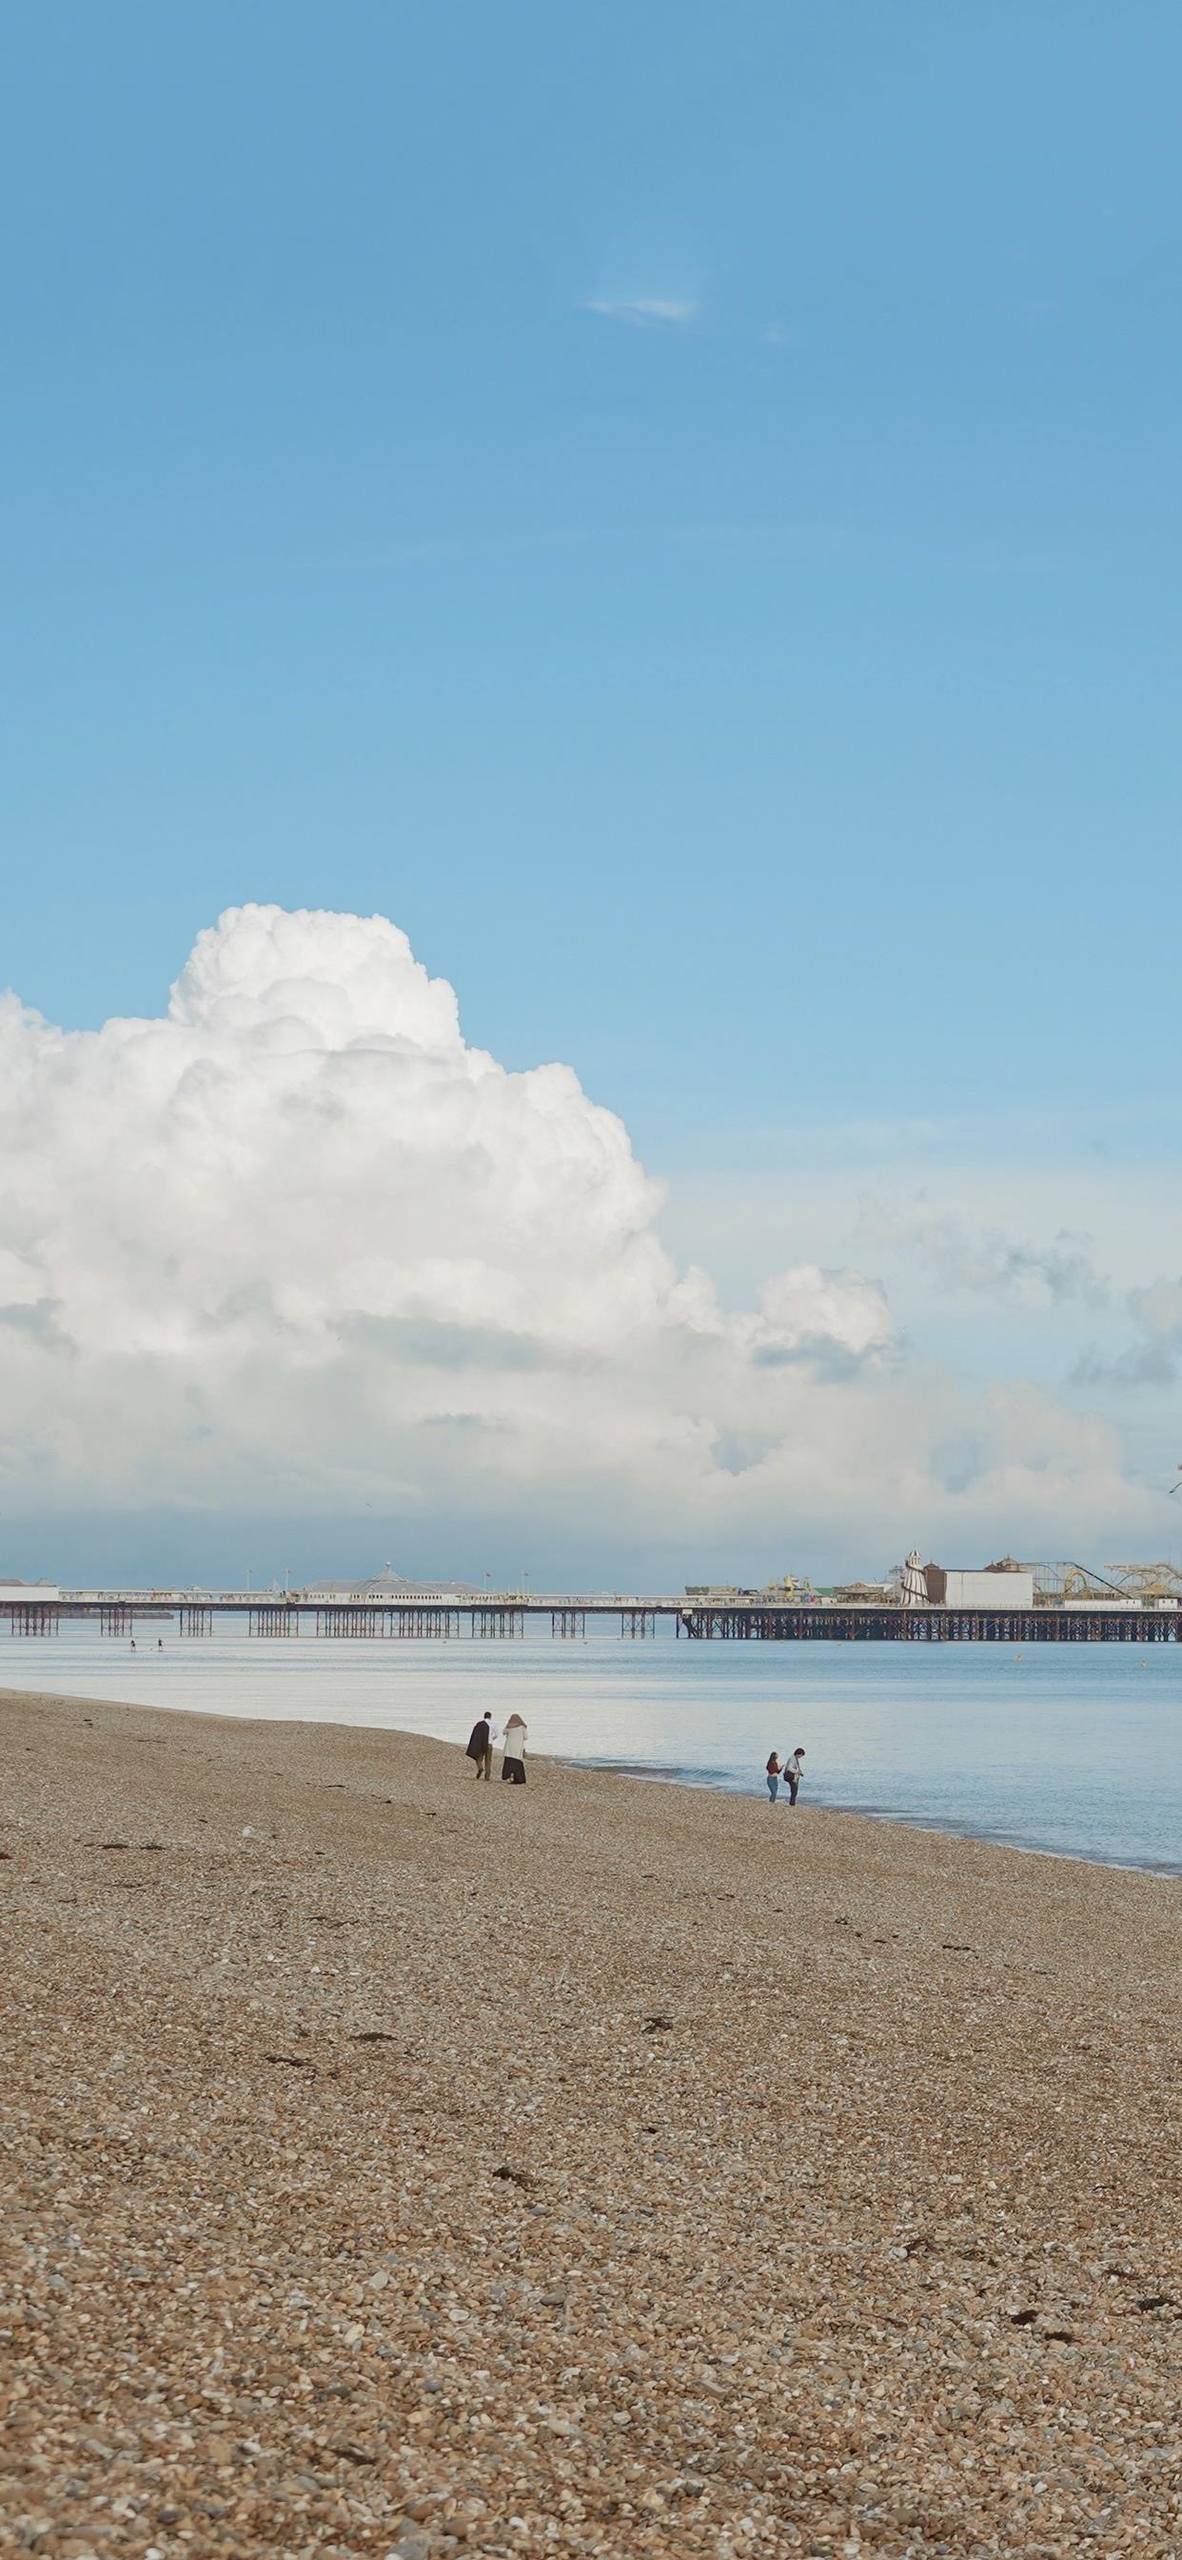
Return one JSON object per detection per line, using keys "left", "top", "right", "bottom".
{"left": 899, "top": 1549, "right": 929, "bottom": 1607}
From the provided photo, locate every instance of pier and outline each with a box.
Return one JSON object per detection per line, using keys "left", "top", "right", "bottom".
{"left": 2, "top": 1592, "right": 1178, "bottom": 1640}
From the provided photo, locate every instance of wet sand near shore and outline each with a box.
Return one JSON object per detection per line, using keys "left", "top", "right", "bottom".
{"left": 2, "top": 1686, "right": 1181, "bottom": 2559}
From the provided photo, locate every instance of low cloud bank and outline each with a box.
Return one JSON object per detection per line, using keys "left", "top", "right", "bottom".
{"left": 0, "top": 904, "right": 1155, "bottom": 1559}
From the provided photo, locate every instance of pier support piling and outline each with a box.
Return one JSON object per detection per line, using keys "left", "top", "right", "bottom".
{"left": 473, "top": 1607, "right": 524, "bottom": 1639}
{"left": 249, "top": 1606, "right": 300, "bottom": 1638}
{"left": 7, "top": 1603, "right": 60, "bottom": 1637}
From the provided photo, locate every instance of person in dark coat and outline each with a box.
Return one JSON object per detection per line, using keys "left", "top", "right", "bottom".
{"left": 465, "top": 1714, "right": 493, "bottom": 1781}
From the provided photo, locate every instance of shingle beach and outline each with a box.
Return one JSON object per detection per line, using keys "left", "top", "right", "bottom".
{"left": 3, "top": 1686, "right": 1181, "bottom": 2560}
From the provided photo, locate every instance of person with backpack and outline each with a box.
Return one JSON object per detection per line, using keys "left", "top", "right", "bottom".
{"left": 765, "top": 1751, "right": 782, "bottom": 1804}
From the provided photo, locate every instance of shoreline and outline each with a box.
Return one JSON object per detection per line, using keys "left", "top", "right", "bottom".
{"left": 5, "top": 1669, "right": 1177, "bottom": 1884}
{"left": 575, "top": 1754, "right": 1182, "bottom": 1882}
{"left": 4, "top": 1681, "right": 1182, "bottom": 2555}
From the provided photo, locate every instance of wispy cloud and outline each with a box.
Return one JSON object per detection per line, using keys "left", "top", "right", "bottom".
{"left": 856, "top": 1199, "right": 1110, "bottom": 1308}
{"left": 583, "top": 293, "right": 698, "bottom": 328}
{"left": 1074, "top": 1275, "right": 1182, "bottom": 1389}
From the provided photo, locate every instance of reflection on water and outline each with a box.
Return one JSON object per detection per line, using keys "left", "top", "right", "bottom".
{"left": 5, "top": 1622, "right": 1181, "bottom": 1873}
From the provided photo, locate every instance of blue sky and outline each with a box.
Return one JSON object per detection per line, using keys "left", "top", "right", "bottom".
{"left": 1, "top": 4, "right": 1179, "bottom": 1582}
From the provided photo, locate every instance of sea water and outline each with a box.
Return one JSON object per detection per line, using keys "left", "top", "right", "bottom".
{"left": 6, "top": 1621, "right": 1180, "bottom": 1874}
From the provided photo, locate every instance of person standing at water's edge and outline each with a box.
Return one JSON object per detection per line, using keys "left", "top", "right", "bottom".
{"left": 501, "top": 1713, "right": 527, "bottom": 1785}
{"left": 465, "top": 1714, "right": 494, "bottom": 1781}
{"left": 765, "top": 1751, "right": 782, "bottom": 1803}
{"left": 786, "top": 1747, "right": 805, "bottom": 1807}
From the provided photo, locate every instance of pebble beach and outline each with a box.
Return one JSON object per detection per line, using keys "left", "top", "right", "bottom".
{"left": 2, "top": 1685, "right": 1181, "bottom": 2560}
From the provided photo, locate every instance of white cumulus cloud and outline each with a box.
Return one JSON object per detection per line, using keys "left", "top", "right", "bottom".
{"left": 0, "top": 904, "right": 903, "bottom": 1535}
{"left": 0, "top": 904, "right": 1162, "bottom": 1565}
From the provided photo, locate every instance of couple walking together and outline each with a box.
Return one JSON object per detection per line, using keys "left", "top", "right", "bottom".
{"left": 766, "top": 1746, "right": 804, "bottom": 1806}
{"left": 466, "top": 1711, "right": 527, "bottom": 1785}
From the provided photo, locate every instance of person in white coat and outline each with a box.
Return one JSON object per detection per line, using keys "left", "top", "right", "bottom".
{"left": 501, "top": 1713, "right": 527, "bottom": 1785}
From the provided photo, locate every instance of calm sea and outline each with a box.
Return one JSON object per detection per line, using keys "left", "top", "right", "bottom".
{"left": 6, "top": 1620, "right": 1181, "bottom": 1874}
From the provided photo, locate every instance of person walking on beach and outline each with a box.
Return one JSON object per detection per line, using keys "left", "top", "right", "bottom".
{"left": 501, "top": 1713, "right": 527, "bottom": 1785}
{"left": 785, "top": 1746, "right": 805, "bottom": 1807}
{"left": 465, "top": 1714, "right": 494, "bottom": 1781}
{"left": 765, "top": 1751, "right": 782, "bottom": 1803}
